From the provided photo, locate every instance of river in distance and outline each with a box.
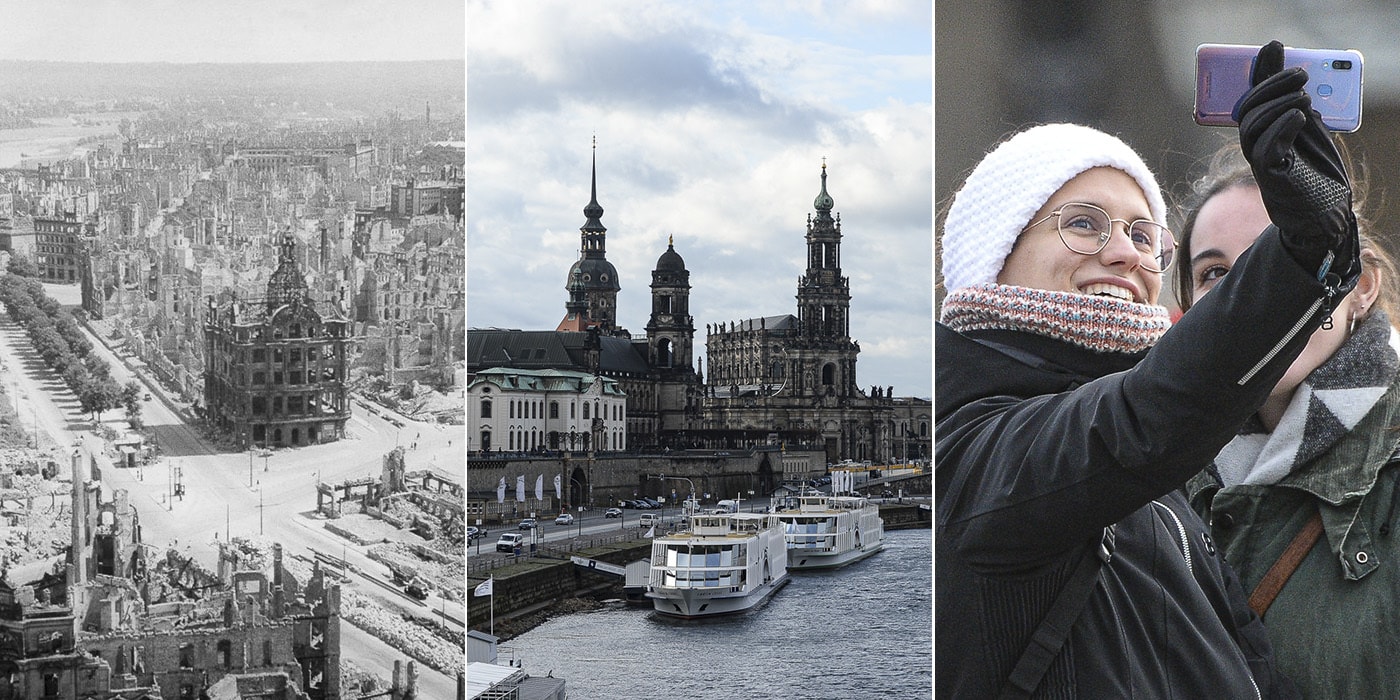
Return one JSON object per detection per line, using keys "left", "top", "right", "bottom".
{"left": 503, "top": 527, "right": 932, "bottom": 699}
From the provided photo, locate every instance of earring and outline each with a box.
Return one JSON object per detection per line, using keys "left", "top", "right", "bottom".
{"left": 1349, "top": 313, "right": 1357, "bottom": 334}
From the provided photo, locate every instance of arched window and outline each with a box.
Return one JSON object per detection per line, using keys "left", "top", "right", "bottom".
{"left": 657, "top": 338, "right": 673, "bottom": 368}
{"left": 550, "top": 402, "right": 559, "bottom": 419}
{"left": 583, "top": 403, "right": 590, "bottom": 420}
{"left": 822, "top": 364, "right": 836, "bottom": 386}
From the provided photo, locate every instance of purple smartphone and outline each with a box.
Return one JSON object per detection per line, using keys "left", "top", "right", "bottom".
{"left": 1194, "top": 43, "right": 1364, "bottom": 133}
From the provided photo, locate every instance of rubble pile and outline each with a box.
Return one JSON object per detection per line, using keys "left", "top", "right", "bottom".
{"left": 367, "top": 541, "right": 464, "bottom": 601}
{"left": 283, "top": 553, "right": 463, "bottom": 676}
{"left": 0, "top": 472, "right": 72, "bottom": 567}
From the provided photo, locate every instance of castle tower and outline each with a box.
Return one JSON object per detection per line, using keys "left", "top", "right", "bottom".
{"left": 645, "top": 235, "right": 694, "bottom": 372}
{"left": 556, "top": 267, "right": 592, "bottom": 332}
{"left": 794, "top": 162, "right": 859, "bottom": 398}
{"left": 565, "top": 139, "right": 621, "bottom": 333}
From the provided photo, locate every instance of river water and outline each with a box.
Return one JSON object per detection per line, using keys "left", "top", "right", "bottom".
{"left": 504, "top": 528, "right": 932, "bottom": 699}
{"left": 0, "top": 115, "right": 133, "bottom": 168}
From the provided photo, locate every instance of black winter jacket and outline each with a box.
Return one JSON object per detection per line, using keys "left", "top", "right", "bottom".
{"left": 936, "top": 228, "right": 1344, "bottom": 698}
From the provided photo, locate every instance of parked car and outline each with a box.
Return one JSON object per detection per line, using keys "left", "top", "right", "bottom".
{"left": 639, "top": 498, "right": 661, "bottom": 509}
{"left": 604, "top": 507, "right": 623, "bottom": 518}
{"left": 467, "top": 526, "right": 482, "bottom": 541}
{"left": 555, "top": 513, "right": 575, "bottom": 526}
{"left": 496, "top": 533, "right": 526, "bottom": 553}
{"left": 405, "top": 583, "right": 428, "bottom": 600}
{"left": 518, "top": 518, "right": 538, "bottom": 530}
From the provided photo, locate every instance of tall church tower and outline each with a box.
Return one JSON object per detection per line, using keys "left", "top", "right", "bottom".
{"left": 565, "top": 141, "right": 622, "bottom": 334}
{"left": 794, "top": 162, "right": 859, "bottom": 398}
{"left": 645, "top": 235, "right": 693, "bottom": 372}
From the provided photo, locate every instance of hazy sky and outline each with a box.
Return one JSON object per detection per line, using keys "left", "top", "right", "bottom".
{"left": 0, "top": 0, "right": 465, "bottom": 63}
{"left": 467, "top": 0, "right": 933, "bottom": 398}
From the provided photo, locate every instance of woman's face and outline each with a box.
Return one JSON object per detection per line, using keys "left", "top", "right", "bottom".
{"left": 1188, "top": 184, "right": 1348, "bottom": 420}
{"left": 997, "top": 167, "right": 1163, "bottom": 305}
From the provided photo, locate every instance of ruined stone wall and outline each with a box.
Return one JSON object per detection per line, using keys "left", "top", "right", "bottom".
{"left": 79, "top": 620, "right": 301, "bottom": 699}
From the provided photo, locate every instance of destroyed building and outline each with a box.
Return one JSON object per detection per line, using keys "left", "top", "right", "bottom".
{"left": 204, "top": 233, "right": 353, "bottom": 448}
{"left": 0, "top": 448, "right": 345, "bottom": 700}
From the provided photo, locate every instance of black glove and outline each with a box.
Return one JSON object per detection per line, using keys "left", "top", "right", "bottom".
{"left": 1235, "top": 40, "right": 1357, "bottom": 275}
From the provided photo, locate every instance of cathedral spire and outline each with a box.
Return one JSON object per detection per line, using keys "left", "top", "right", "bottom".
{"left": 582, "top": 135, "right": 605, "bottom": 239}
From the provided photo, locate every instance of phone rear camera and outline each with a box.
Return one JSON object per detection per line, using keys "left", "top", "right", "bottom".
{"left": 1331, "top": 59, "right": 1353, "bottom": 70}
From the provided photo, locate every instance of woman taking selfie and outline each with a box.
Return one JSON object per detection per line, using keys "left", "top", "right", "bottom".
{"left": 1178, "top": 144, "right": 1400, "bottom": 698}
{"left": 936, "top": 42, "right": 1354, "bottom": 697}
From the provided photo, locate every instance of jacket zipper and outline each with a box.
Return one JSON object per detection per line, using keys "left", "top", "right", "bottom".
{"left": 1152, "top": 500, "right": 1261, "bottom": 699}
{"left": 1237, "top": 297, "right": 1323, "bottom": 386}
{"left": 1151, "top": 500, "right": 1192, "bottom": 575}
{"left": 1239, "top": 254, "right": 1342, "bottom": 386}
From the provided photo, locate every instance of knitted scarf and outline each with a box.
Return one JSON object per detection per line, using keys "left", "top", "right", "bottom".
{"left": 1215, "top": 310, "right": 1400, "bottom": 487}
{"left": 939, "top": 282, "right": 1171, "bottom": 353}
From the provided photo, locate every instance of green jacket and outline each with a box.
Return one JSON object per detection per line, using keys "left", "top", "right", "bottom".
{"left": 1188, "top": 376, "right": 1400, "bottom": 699}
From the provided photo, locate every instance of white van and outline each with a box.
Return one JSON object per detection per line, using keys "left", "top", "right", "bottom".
{"left": 639, "top": 513, "right": 661, "bottom": 528}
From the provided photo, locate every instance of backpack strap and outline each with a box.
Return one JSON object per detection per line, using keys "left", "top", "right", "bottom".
{"left": 1247, "top": 508, "right": 1323, "bottom": 617}
{"left": 998, "top": 525, "right": 1116, "bottom": 700}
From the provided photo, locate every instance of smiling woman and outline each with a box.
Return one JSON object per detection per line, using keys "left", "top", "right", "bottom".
{"left": 936, "top": 68, "right": 1364, "bottom": 694}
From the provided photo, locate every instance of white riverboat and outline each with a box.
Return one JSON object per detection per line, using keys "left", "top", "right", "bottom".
{"left": 646, "top": 512, "right": 790, "bottom": 618}
{"left": 775, "top": 494, "right": 885, "bottom": 570}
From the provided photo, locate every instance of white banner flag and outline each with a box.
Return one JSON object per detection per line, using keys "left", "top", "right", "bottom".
{"left": 535, "top": 474, "right": 544, "bottom": 501}
{"left": 554, "top": 474, "right": 562, "bottom": 499}
{"left": 497, "top": 477, "right": 506, "bottom": 504}
{"left": 516, "top": 475, "right": 526, "bottom": 502}
{"left": 474, "top": 577, "right": 493, "bottom": 597}
{"left": 645, "top": 525, "right": 656, "bottom": 538}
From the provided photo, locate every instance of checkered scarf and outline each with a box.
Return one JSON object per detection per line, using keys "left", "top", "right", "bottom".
{"left": 939, "top": 282, "right": 1171, "bottom": 353}
{"left": 1215, "top": 310, "right": 1400, "bottom": 486}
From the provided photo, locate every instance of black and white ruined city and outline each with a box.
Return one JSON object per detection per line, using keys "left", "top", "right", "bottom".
{"left": 0, "top": 61, "right": 466, "bottom": 699}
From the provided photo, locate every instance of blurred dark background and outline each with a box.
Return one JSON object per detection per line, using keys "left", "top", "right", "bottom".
{"left": 935, "top": 1, "right": 1400, "bottom": 311}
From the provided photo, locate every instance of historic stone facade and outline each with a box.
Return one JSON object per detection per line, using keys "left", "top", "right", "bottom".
{"left": 203, "top": 234, "right": 352, "bottom": 448}
{"left": 467, "top": 154, "right": 932, "bottom": 469}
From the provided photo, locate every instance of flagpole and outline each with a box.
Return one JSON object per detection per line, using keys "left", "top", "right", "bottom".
{"left": 490, "top": 581, "right": 494, "bottom": 635}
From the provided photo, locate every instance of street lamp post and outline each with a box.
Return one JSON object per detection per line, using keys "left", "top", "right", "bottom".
{"left": 649, "top": 474, "right": 698, "bottom": 517}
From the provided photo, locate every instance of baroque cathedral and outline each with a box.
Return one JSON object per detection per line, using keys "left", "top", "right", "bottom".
{"left": 466, "top": 150, "right": 930, "bottom": 465}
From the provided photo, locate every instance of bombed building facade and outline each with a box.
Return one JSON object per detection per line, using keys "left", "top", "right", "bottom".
{"left": 0, "top": 448, "right": 344, "bottom": 700}
{"left": 204, "top": 234, "right": 353, "bottom": 449}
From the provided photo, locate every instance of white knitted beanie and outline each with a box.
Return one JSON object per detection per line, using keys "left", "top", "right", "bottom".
{"left": 940, "top": 123, "right": 1167, "bottom": 294}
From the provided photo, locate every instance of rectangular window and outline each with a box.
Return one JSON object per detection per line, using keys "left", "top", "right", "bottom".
{"left": 252, "top": 348, "right": 266, "bottom": 363}
{"left": 289, "top": 348, "right": 301, "bottom": 363}
{"left": 274, "top": 372, "right": 283, "bottom": 385}
{"left": 289, "top": 371, "right": 301, "bottom": 385}
{"left": 253, "top": 372, "right": 265, "bottom": 385}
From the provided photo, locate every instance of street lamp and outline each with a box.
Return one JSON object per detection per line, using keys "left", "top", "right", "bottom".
{"left": 649, "top": 474, "right": 697, "bottom": 516}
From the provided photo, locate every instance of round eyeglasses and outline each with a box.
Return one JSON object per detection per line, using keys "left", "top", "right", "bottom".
{"left": 1023, "top": 202, "right": 1176, "bottom": 273}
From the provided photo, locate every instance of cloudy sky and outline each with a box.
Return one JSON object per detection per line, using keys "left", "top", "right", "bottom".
{"left": 467, "top": 0, "right": 933, "bottom": 398}
{"left": 0, "top": 0, "right": 464, "bottom": 62}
